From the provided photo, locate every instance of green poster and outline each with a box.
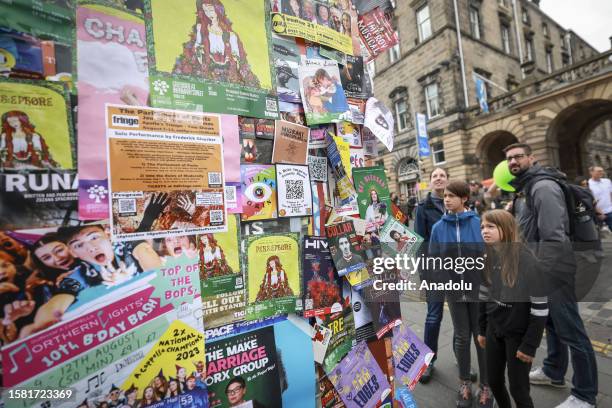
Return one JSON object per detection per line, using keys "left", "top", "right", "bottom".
{"left": 352, "top": 166, "right": 392, "bottom": 233}
{"left": 145, "top": 0, "right": 279, "bottom": 119}
{"left": 0, "top": 0, "right": 74, "bottom": 45}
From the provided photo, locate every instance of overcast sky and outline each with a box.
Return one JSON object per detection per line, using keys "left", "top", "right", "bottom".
{"left": 540, "top": 0, "right": 611, "bottom": 52}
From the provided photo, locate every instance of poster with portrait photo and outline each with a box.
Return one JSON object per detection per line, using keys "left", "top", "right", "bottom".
{"left": 339, "top": 55, "right": 371, "bottom": 99}
{"left": 0, "top": 79, "right": 77, "bottom": 230}
{"left": 379, "top": 217, "right": 423, "bottom": 258}
{"left": 244, "top": 232, "right": 302, "bottom": 320}
{"left": 352, "top": 166, "right": 392, "bottom": 233}
{"left": 298, "top": 58, "right": 350, "bottom": 125}
{"left": 325, "top": 220, "right": 367, "bottom": 277}
{"left": 276, "top": 164, "right": 313, "bottom": 217}
{"left": 272, "top": 33, "right": 301, "bottom": 103}
{"left": 364, "top": 97, "right": 394, "bottom": 152}
{"left": 145, "top": 0, "right": 279, "bottom": 119}
{"left": 205, "top": 325, "right": 282, "bottom": 408}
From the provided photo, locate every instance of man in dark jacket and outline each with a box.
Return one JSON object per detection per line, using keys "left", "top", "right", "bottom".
{"left": 504, "top": 143, "right": 598, "bottom": 408}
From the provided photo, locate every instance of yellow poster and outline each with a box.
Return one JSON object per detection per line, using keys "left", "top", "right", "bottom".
{"left": 245, "top": 233, "right": 302, "bottom": 319}
{"left": 106, "top": 104, "right": 227, "bottom": 241}
{"left": 121, "top": 320, "right": 207, "bottom": 403}
{"left": 0, "top": 79, "right": 74, "bottom": 170}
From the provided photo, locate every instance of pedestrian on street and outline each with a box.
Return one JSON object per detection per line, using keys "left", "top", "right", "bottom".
{"left": 469, "top": 180, "right": 486, "bottom": 214}
{"left": 429, "top": 181, "right": 493, "bottom": 408}
{"left": 504, "top": 143, "right": 598, "bottom": 408}
{"left": 478, "top": 209, "right": 548, "bottom": 408}
{"left": 588, "top": 166, "right": 612, "bottom": 232}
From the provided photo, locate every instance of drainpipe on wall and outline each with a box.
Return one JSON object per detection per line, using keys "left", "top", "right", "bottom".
{"left": 452, "top": 0, "right": 470, "bottom": 109}
{"left": 512, "top": 0, "right": 525, "bottom": 79}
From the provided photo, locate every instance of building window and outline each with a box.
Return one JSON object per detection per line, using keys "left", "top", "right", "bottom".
{"left": 431, "top": 142, "right": 445, "bottom": 165}
{"left": 498, "top": 0, "right": 508, "bottom": 7}
{"left": 389, "top": 30, "right": 401, "bottom": 63}
{"left": 525, "top": 37, "right": 534, "bottom": 61}
{"left": 425, "top": 83, "right": 440, "bottom": 119}
{"left": 542, "top": 23, "right": 549, "bottom": 37}
{"left": 546, "top": 49, "right": 553, "bottom": 73}
{"left": 560, "top": 32, "right": 567, "bottom": 48}
{"left": 521, "top": 7, "right": 529, "bottom": 24}
{"left": 501, "top": 24, "right": 511, "bottom": 54}
{"left": 394, "top": 97, "right": 409, "bottom": 132}
{"left": 561, "top": 52, "right": 570, "bottom": 66}
{"left": 469, "top": 6, "right": 481, "bottom": 39}
{"left": 417, "top": 5, "right": 432, "bottom": 42}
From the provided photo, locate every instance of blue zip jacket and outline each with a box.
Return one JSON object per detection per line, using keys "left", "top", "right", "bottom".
{"left": 429, "top": 210, "right": 483, "bottom": 249}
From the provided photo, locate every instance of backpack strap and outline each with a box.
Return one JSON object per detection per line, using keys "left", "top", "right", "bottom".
{"left": 524, "top": 175, "right": 576, "bottom": 238}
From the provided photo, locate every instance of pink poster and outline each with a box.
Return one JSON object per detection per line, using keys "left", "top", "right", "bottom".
{"left": 76, "top": 4, "right": 149, "bottom": 220}
{"left": 221, "top": 114, "right": 243, "bottom": 213}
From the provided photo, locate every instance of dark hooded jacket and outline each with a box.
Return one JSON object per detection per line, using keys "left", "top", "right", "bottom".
{"left": 509, "top": 164, "right": 576, "bottom": 300}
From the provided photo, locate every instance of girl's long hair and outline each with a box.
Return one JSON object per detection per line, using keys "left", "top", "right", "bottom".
{"left": 481, "top": 209, "right": 521, "bottom": 287}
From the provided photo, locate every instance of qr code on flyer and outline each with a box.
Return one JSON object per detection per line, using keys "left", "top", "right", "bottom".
{"left": 308, "top": 156, "right": 327, "bottom": 182}
{"left": 285, "top": 180, "right": 304, "bottom": 200}
{"left": 208, "top": 172, "right": 222, "bottom": 186}
{"left": 209, "top": 210, "right": 224, "bottom": 223}
{"left": 117, "top": 198, "right": 136, "bottom": 216}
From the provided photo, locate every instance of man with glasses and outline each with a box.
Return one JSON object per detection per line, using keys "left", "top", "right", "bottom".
{"left": 503, "top": 143, "right": 598, "bottom": 408}
{"left": 225, "top": 376, "right": 265, "bottom": 407}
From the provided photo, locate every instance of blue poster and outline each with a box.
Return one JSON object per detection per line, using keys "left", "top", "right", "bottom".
{"left": 415, "top": 113, "right": 430, "bottom": 158}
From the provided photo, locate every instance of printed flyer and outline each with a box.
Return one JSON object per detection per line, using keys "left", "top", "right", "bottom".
{"left": 146, "top": 0, "right": 279, "bottom": 119}
{"left": 77, "top": 2, "right": 149, "bottom": 220}
{"left": 326, "top": 132, "right": 356, "bottom": 206}
{"left": 106, "top": 104, "right": 227, "bottom": 241}
{"left": 317, "top": 365, "right": 345, "bottom": 408}
{"left": 357, "top": 8, "right": 399, "bottom": 61}
{"left": 352, "top": 166, "right": 392, "bottom": 233}
{"left": 0, "top": 79, "right": 77, "bottom": 230}
{"left": 308, "top": 151, "right": 328, "bottom": 182}
{"left": 317, "top": 303, "right": 356, "bottom": 374}
{"left": 379, "top": 217, "right": 423, "bottom": 257}
{"left": 276, "top": 164, "right": 313, "bottom": 217}
{"left": 240, "top": 164, "right": 278, "bottom": 221}
{"left": 391, "top": 324, "right": 435, "bottom": 391}
{"left": 240, "top": 132, "right": 273, "bottom": 164}
{"left": 299, "top": 58, "right": 350, "bottom": 125}
{"left": 1, "top": 229, "right": 205, "bottom": 407}
{"left": 340, "top": 55, "right": 371, "bottom": 99}
{"left": 271, "top": 119, "right": 310, "bottom": 164}
{"left": 205, "top": 325, "right": 282, "bottom": 408}
{"left": 310, "top": 180, "right": 329, "bottom": 236}
{"left": 272, "top": 33, "right": 302, "bottom": 103}
{"left": 328, "top": 341, "right": 392, "bottom": 408}
{"left": 271, "top": 3, "right": 353, "bottom": 55}
{"left": 200, "top": 215, "right": 246, "bottom": 328}
{"left": 364, "top": 97, "right": 394, "bottom": 152}
{"left": 244, "top": 233, "right": 302, "bottom": 319}
{"left": 326, "top": 220, "right": 367, "bottom": 278}
{"left": 302, "top": 236, "right": 342, "bottom": 317}
{"left": 312, "top": 323, "right": 333, "bottom": 364}
{"left": 350, "top": 147, "right": 366, "bottom": 169}
{"left": 221, "top": 115, "right": 242, "bottom": 214}
{"left": 336, "top": 121, "right": 362, "bottom": 147}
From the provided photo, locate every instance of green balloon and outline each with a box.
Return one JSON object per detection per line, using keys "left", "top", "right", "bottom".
{"left": 493, "top": 160, "right": 516, "bottom": 192}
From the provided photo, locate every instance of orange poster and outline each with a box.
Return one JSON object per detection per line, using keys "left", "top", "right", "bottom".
{"left": 106, "top": 104, "right": 226, "bottom": 241}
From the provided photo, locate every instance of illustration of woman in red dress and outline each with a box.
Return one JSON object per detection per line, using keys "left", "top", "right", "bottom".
{"left": 199, "top": 233, "right": 232, "bottom": 278}
{"left": 255, "top": 255, "right": 294, "bottom": 301}
{"left": 0, "top": 110, "right": 59, "bottom": 170}
{"left": 173, "top": 0, "right": 260, "bottom": 87}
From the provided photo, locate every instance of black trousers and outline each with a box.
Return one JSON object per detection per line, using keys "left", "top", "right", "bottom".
{"left": 486, "top": 327, "right": 534, "bottom": 408}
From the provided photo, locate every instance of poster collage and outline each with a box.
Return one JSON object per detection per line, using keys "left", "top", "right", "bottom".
{"left": 0, "top": 0, "right": 432, "bottom": 407}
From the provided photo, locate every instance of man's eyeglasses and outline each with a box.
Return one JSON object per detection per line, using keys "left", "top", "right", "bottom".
{"left": 506, "top": 154, "right": 526, "bottom": 162}
{"left": 226, "top": 385, "right": 243, "bottom": 396}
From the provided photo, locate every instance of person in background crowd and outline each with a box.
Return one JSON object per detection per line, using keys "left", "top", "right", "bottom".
{"left": 478, "top": 210, "right": 548, "bottom": 408}
{"left": 398, "top": 193, "right": 410, "bottom": 223}
{"left": 407, "top": 195, "right": 418, "bottom": 220}
{"left": 588, "top": 166, "right": 612, "bottom": 232}
{"left": 415, "top": 168, "right": 448, "bottom": 383}
{"left": 469, "top": 180, "right": 486, "bottom": 214}
{"left": 429, "top": 180, "right": 492, "bottom": 408}
{"left": 504, "top": 143, "right": 598, "bottom": 408}
{"left": 574, "top": 176, "right": 589, "bottom": 188}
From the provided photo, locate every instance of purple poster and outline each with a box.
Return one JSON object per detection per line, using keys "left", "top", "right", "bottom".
{"left": 392, "top": 324, "right": 435, "bottom": 390}
{"left": 328, "top": 341, "right": 391, "bottom": 408}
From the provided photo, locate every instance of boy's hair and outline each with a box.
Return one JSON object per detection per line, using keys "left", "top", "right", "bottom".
{"left": 57, "top": 224, "right": 105, "bottom": 244}
{"left": 502, "top": 142, "right": 532, "bottom": 155}
{"left": 445, "top": 181, "right": 470, "bottom": 200}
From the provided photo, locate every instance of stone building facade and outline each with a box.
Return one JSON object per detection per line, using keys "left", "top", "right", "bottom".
{"left": 369, "top": 0, "right": 611, "bottom": 197}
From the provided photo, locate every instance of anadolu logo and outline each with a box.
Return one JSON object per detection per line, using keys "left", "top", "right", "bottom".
{"left": 272, "top": 14, "right": 286, "bottom": 34}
